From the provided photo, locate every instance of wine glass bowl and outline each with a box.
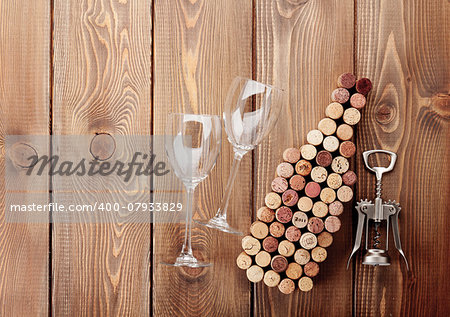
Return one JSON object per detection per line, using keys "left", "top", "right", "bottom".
{"left": 165, "top": 114, "right": 221, "bottom": 185}
{"left": 197, "top": 77, "right": 283, "bottom": 235}
{"left": 163, "top": 113, "right": 221, "bottom": 267}
{"left": 224, "top": 77, "right": 283, "bottom": 152}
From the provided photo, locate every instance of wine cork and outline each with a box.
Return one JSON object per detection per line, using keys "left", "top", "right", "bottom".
{"left": 271, "top": 177, "right": 289, "bottom": 193}
{"left": 318, "top": 118, "right": 337, "bottom": 136}
{"left": 246, "top": 265, "right": 264, "bottom": 283}
{"left": 264, "top": 270, "right": 281, "bottom": 287}
{"left": 250, "top": 221, "right": 269, "bottom": 239}
{"left": 329, "top": 200, "right": 344, "bottom": 216}
{"left": 310, "top": 166, "right": 328, "bottom": 183}
{"left": 271, "top": 255, "right": 288, "bottom": 273}
{"left": 297, "top": 196, "right": 313, "bottom": 212}
{"left": 316, "top": 150, "right": 332, "bottom": 167}
{"left": 276, "top": 206, "right": 293, "bottom": 224}
{"left": 342, "top": 171, "right": 357, "bottom": 186}
{"left": 295, "top": 160, "right": 312, "bottom": 176}
{"left": 265, "top": 192, "right": 282, "bottom": 209}
{"left": 277, "top": 162, "right": 294, "bottom": 178}
{"left": 282, "top": 189, "right": 299, "bottom": 207}
{"left": 269, "top": 222, "right": 286, "bottom": 238}
{"left": 327, "top": 173, "right": 343, "bottom": 189}
{"left": 257, "top": 206, "right": 275, "bottom": 223}
{"left": 278, "top": 278, "right": 295, "bottom": 295}
{"left": 350, "top": 93, "right": 366, "bottom": 109}
{"left": 331, "top": 88, "right": 350, "bottom": 103}
{"left": 343, "top": 107, "right": 361, "bottom": 125}
{"left": 278, "top": 240, "right": 295, "bottom": 257}
{"left": 306, "top": 129, "right": 324, "bottom": 146}
{"left": 298, "top": 276, "right": 313, "bottom": 292}
{"left": 311, "top": 246, "right": 327, "bottom": 263}
{"left": 312, "top": 201, "right": 328, "bottom": 218}
{"left": 325, "top": 216, "right": 342, "bottom": 233}
{"left": 299, "top": 232, "right": 318, "bottom": 250}
{"left": 300, "top": 144, "right": 317, "bottom": 160}
{"left": 339, "top": 141, "right": 356, "bottom": 158}
{"left": 285, "top": 226, "right": 301, "bottom": 242}
{"left": 320, "top": 187, "right": 336, "bottom": 204}
{"left": 355, "top": 78, "right": 372, "bottom": 95}
{"left": 289, "top": 175, "right": 305, "bottom": 191}
{"left": 255, "top": 251, "right": 271, "bottom": 267}
{"left": 331, "top": 156, "right": 350, "bottom": 174}
{"left": 323, "top": 136, "right": 339, "bottom": 152}
{"left": 325, "top": 102, "right": 344, "bottom": 120}
{"left": 236, "top": 252, "right": 252, "bottom": 270}
{"left": 294, "top": 249, "right": 311, "bottom": 265}
{"left": 305, "top": 182, "right": 321, "bottom": 198}
{"left": 242, "top": 236, "right": 261, "bottom": 255}
{"left": 337, "top": 72, "right": 356, "bottom": 89}
{"left": 307, "top": 217, "right": 325, "bottom": 234}
{"left": 292, "top": 211, "right": 308, "bottom": 228}
{"left": 263, "top": 236, "right": 279, "bottom": 253}
{"left": 286, "top": 262, "right": 303, "bottom": 280}
{"left": 337, "top": 185, "right": 353, "bottom": 202}
{"left": 336, "top": 124, "right": 353, "bottom": 141}
{"left": 304, "top": 261, "right": 320, "bottom": 277}
{"left": 283, "top": 148, "right": 301, "bottom": 164}
{"left": 317, "top": 231, "right": 333, "bottom": 248}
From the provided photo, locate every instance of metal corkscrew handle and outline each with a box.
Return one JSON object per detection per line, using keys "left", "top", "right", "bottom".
{"left": 362, "top": 150, "right": 397, "bottom": 189}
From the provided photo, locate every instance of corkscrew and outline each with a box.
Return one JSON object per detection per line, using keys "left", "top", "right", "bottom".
{"left": 347, "top": 150, "right": 409, "bottom": 269}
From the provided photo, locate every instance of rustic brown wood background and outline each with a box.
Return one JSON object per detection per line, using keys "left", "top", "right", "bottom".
{"left": 0, "top": 0, "right": 448, "bottom": 316}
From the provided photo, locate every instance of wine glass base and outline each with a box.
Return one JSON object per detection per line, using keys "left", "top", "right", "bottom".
{"left": 161, "top": 254, "right": 212, "bottom": 268}
{"left": 195, "top": 216, "right": 243, "bottom": 235}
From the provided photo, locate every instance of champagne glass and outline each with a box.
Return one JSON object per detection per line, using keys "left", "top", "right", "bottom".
{"left": 163, "top": 113, "right": 221, "bottom": 267}
{"left": 196, "top": 77, "right": 283, "bottom": 235}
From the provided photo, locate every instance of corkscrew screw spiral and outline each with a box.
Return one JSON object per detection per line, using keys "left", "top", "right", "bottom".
{"left": 373, "top": 223, "right": 381, "bottom": 248}
{"left": 375, "top": 179, "right": 382, "bottom": 198}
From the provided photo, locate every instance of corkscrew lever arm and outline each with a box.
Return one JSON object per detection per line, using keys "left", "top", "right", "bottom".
{"left": 391, "top": 209, "right": 409, "bottom": 270}
{"left": 347, "top": 205, "right": 366, "bottom": 269}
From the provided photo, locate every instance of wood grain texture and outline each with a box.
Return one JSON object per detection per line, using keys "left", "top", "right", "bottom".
{"left": 52, "top": 0, "right": 152, "bottom": 315}
{"left": 253, "top": 0, "right": 354, "bottom": 315}
{"left": 152, "top": 0, "right": 252, "bottom": 316}
{"left": 355, "top": 0, "right": 450, "bottom": 316}
{"left": 0, "top": 0, "right": 50, "bottom": 316}
{"left": 0, "top": 0, "right": 447, "bottom": 315}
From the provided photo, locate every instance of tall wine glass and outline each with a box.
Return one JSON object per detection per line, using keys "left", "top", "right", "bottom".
{"left": 196, "top": 77, "right": 283, "bottom": 235}
{"left": 163, "top": 113, "right": 221, "bottom": 267}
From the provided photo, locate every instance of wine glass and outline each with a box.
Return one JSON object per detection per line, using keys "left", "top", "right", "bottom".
{"left": 163, "top": 113, "right": 221, "bottom": 267}
{"left": 196, "top": 77, "right": 283, "bottom": 235}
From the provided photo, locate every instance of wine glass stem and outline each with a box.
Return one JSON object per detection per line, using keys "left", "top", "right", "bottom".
{"left": 181, "top": 185, "right": 196, "bottom": 256}
{"left": 216, "top": 150, "right": 245, "bottom": 220}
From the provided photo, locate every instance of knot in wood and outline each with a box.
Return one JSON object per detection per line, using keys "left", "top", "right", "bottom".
{"left": 10, "top": 142, "right": 38, "bottom": 168}
{"left": 181, "top": 265, "right": 208, "bottom": 279}
{"left": 375, "top": 103, "right": 396, "bottom": 125}
{"left": 90, "top": 133, "right": 116, "bottom": 161}
{"left": 286, "top": 0, "right": 309, "bottom": 5}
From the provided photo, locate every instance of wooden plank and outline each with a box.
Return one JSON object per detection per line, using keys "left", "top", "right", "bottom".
{"left": 0, "top": 0, "right": 50, "bottom": 315}
{"left": 254, "top": 0, "right": 354, "bottom": 315}
{"left": 52, "top": 0, "right": 152, "bottom": 315}
{"left": 152, "top": 0, "right": 253, "bottom": 316}
{"left": 355, "top": 0, "right": 449, "bottom": 315}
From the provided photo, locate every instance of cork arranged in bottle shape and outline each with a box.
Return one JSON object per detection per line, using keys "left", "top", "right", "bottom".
{"left": 237, "top": 73, "right": 372, "bottom": 294}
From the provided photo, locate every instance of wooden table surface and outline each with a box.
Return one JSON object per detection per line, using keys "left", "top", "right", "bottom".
{"left": 0, "top": 0, "right": 448, "bottom": 316}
